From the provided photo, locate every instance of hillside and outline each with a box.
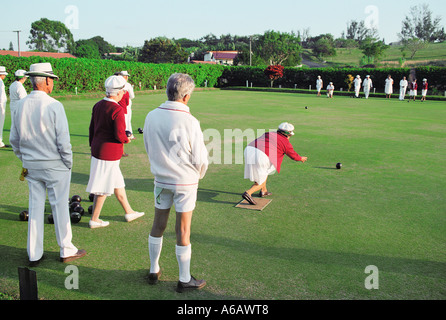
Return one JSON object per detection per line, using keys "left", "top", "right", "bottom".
{"left": 302, "top": 42, "right": 446, "bottom": 68}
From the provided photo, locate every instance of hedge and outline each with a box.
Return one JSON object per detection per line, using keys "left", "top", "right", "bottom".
{"left": 1, "top": 54, "right": 445, "bottom": 95}
{"left": 0, "top": 55, "right": 225, "bottom": 94}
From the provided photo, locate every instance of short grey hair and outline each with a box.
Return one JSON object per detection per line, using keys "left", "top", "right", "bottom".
{"left": 166, "top": 73, "right": 195, "bottom": 101}
{"left": 30, "top": 76, "right": 47, "bottom": 89}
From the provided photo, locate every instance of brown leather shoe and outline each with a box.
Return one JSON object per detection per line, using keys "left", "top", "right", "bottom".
{"left": 242, "top": 192, "right": 257, "bottom": 205}
{"left": 60, "top": 249, "right": 86, "bottom": 263}
{"left": 259, "top": 191, "right": 272, "bottom": 197}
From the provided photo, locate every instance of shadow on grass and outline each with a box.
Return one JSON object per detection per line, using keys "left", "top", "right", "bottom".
{"left": 0, "top": 244, "right": 245, "bottom": 300}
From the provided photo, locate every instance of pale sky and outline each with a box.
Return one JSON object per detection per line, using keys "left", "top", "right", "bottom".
{"left": 1, "top": 0, "right": 445, "bottom": 50}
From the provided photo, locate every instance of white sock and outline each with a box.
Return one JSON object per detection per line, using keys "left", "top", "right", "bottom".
{"left": 176, "top": 244, "right": 192, "bottom": 283}
{"left": 148, "top": 235, "right": 163, "bottom": 274}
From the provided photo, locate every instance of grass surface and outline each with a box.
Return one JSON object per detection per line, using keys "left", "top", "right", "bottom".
{"left": 0, "top": 90, "right": 445, "bottom": 300}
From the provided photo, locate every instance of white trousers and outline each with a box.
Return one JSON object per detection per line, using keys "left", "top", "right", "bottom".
{"left": 355, "top": 86, "right": 361, "bottom": 97}
{"left": 0, "top": 102, "right": 5, "bottom": 146}
{"left": 26, "top": 165, "right": 78, "bottom": 261}
{"left": 125, "top": 101, "right": 133, "bottom": 133}
{"left": 399, "top": 87, "right": 407, "bottom": 100}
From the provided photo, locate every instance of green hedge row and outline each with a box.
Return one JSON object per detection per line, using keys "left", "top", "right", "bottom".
{"left": 220, "top": 65, "right": 446, "bottom": 94}
{"left": 1, "top": 54, "right": 445, "bottom": 95}
{"left": 0, "top": 55, "right": 225, "bottom": 94}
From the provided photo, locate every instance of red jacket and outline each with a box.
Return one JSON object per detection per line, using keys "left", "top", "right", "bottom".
{"left": 249, "top": 132, "right": 302, "bottom": 173}
{"left": 89, "top": 98, "right": 129, "bottom": 161}
{"left": 409, "top": 82, "right": 418, "bottom": 90}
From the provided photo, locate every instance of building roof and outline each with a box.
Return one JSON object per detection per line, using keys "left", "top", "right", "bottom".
{"left": 0, "top": 50, "right": 76, "bottom": 59}
{"left": 208, "top": 51, "right": 238, "bottom": 60}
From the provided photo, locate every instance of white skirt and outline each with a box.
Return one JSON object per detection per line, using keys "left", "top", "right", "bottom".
{"left": 244, "top": 146, "right": 276, "bottom": 184}
{"left": 86, "top": 156, "right": 125, "bottom": 196}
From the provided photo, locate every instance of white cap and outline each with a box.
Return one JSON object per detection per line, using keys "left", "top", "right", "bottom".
{"left": 423, "top": 78, "right": 427, "bottom": 81}
{"left": 26, "top": 63, "right": 58, "bottom": 79}
{"left": 356, "top": 75, "right": 360, "bottom": 78}
{"left": 115, "top": 70, "right": 130, "bottom": 77}
{"left": 105, "top": 75, "right": 126, "bottom": 95}
{"left": 278, "top": 122, "right": 295, "bottom": 136}
{"left": 0, "top": 66, "right": 8, "bottom": 75}
{"left": 14, "top": 69, "right": 28, "bottom": 78}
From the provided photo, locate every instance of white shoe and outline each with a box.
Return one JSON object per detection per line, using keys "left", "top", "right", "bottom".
{"left": 89, "top": 219, "right": 110, "bottom": 229}
{"left": 125, "top": 211, "right": 145, "bottom": 222}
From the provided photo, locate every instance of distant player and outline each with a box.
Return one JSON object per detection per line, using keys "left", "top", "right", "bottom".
{"left": 399, "top": 76, "right": 408, "bottom": 101}
{"left": 363, "top": 75, "right": 373, "bottom": 99}
{"left": 385, "top": 75, "right": 394, "bottom": 99}
{"left": 327, "top": 82, "right": 334, "bottom": 98}
{"left": 421, "top": 79, "right": 428, "bottom": 102}
{"left": 353, "top": 75, "right": 362, "bottom": 98}
{"left": 316, "top": 76, "right": 323, "bottom": 96}
{"left": 409, "top": 79, "right": 417, "bottom": 102}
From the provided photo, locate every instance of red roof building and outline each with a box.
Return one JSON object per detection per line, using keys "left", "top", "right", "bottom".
{"left": 204, "top": 51, "right": 238, "bottom": 65}
{"left": 0, "top": 50, "right": 76, "bottom": 59}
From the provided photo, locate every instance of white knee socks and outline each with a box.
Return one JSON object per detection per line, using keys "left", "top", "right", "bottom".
{"left": 148, "top": 235, "right": 163, "bottom": 274}
{"left": 176, "top": 244, "right": 192, "bottom": 283}
{"left": 149, "top": 236, "right": 192, "bottom": 283}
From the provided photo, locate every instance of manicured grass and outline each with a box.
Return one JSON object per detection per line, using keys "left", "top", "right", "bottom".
{"left": 0, "top": 90, "right": 445, "bottom": 300}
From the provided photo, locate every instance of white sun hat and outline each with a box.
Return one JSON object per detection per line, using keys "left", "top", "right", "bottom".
{"left": 26, "top": 63, "right": 59, "bottom": 79}
{"left": 278, "top": 122, "right": 295, "bottom": 136}
{"left": 0, "top": 66, "right": 8, "bottom": 75}
{"left": 14, "top": 69, "right": 28, "bottom": 78}
{"left": 105, "top": 75, "right": 126, "bottom": 95}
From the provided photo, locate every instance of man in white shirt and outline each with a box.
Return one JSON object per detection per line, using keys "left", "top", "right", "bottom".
{"left": 116, "top": 71, "right": 135, "bottom": 138}
{"left": 0, "top": 66, "right": 8, "bottom": 148}
{"left": 10, "top": 63, "right": 86, "bottom": 266}
{"left": 353, "top": 75, "right": 362, "bottom": 98}
{"left": 316, "top": 76, "right": 323, "bottom": 96}
{"left": 399, "top": 76, "right": 408, "bottom": 101}
{"left": 144, "top": 73, "right": 208, "bottom": 293}
{"left": 363, "top": 75, "right": 373, "bottom": 99}
{"left": 9, "top": 70, "right": 28, "bottom": 127}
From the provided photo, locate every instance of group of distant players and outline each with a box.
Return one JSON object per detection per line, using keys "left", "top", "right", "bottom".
{"left": 316, "top": 74, "right": 429, "bottom": 102}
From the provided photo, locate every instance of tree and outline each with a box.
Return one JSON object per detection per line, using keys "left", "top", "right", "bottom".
{"left": 256, "top": 30, "right": 301, "bottom": 66}
{"left": 360, "top": 37, "right": 389, "bottom": 64}
{"left": 401, "top": 38, "right": 428, "bottom": 59}
{"left": 73, "top": 39, "right": 101, "bottom": 59}
{"left": 310, "top": 34, "right": 337, "bottom": 60}
{"left": 399, "top": 4, "right": 446, "bottom": 42}
{"left": 346, "top": 20, "right": 379, "bottom": 43}
{"left": 27, "top": 18, "right": 74, "bottom": 52}
{"left": 264, "top": 65, "right": 284, "bottom": 87}
{"left": 138, "top": 37, "right": 188, "bottom": 64}
{"left": 88, "top": 36, "right": 116, "bottom": 56}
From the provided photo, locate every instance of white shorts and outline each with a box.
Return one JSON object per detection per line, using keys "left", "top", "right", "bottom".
{"left": 154, "top": 186, "right": 197, "bottom": 212}
{"left": 422, "top": 90, "right": 427, "bottom": 97}
{"left": 244, "top": 146, "right": 276, "bottom": 185}
{"left": 410, "top": 90, "right": 417, "bottom": 96}
{"left": 86, "top": 156, "right": 125, "bottom": 196}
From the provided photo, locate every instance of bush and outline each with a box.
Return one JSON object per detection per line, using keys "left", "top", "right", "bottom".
{"left": 0, "top": 55, "right": 225, "bottom": 94}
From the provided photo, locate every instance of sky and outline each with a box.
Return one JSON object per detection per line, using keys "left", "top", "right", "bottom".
{"left": 1, "top": 0, "right": 446, "bottom": 51}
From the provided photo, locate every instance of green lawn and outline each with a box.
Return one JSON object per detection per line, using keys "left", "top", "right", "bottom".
{"left": 0, "top": 90, "right": 445, "bottom": 300}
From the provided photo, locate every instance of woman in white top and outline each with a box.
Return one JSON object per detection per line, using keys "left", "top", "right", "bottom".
{"left": 9, "top": 70, "right": 28, "bottom": 126}
{"left": 385, "top": 75, "right": 394, "bottom": 99}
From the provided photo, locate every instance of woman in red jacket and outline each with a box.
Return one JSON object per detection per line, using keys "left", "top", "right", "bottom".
{"left": 86, "top": 75, "right": 144, "bottom": 228}
{"left": 242, "top": 122, "right": 308, "bottom": 205}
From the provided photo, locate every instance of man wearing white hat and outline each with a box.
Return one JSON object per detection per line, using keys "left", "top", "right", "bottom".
{"left": 116, "top": 71, "right": 135, "bottom": 138}
{"left": 0, "top": 66, "right": 8, "bottom": 148}
{"left": 353, "top": 75, "right": 362, "bottom": 98}
{"left": 399, "top": 76, "right": 408, "bottom": 101}
{"left": 9, "top": 70, "right": 29, "bottom": 126}
{"left": 242, "top": 122, "right": 307, "bottom": 205}
{"left": 86, "top": 75, "right": 144, "bottom": 228}
{"left": 363, "top": 75, "right": 373, "bottom": 99}
{"left": 9, "top": 62, "right": 86, "bottom": 266}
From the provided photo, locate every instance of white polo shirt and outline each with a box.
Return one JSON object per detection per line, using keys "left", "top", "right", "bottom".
{"left": 9, "top": 81, "right": 28, "bottom": 114}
